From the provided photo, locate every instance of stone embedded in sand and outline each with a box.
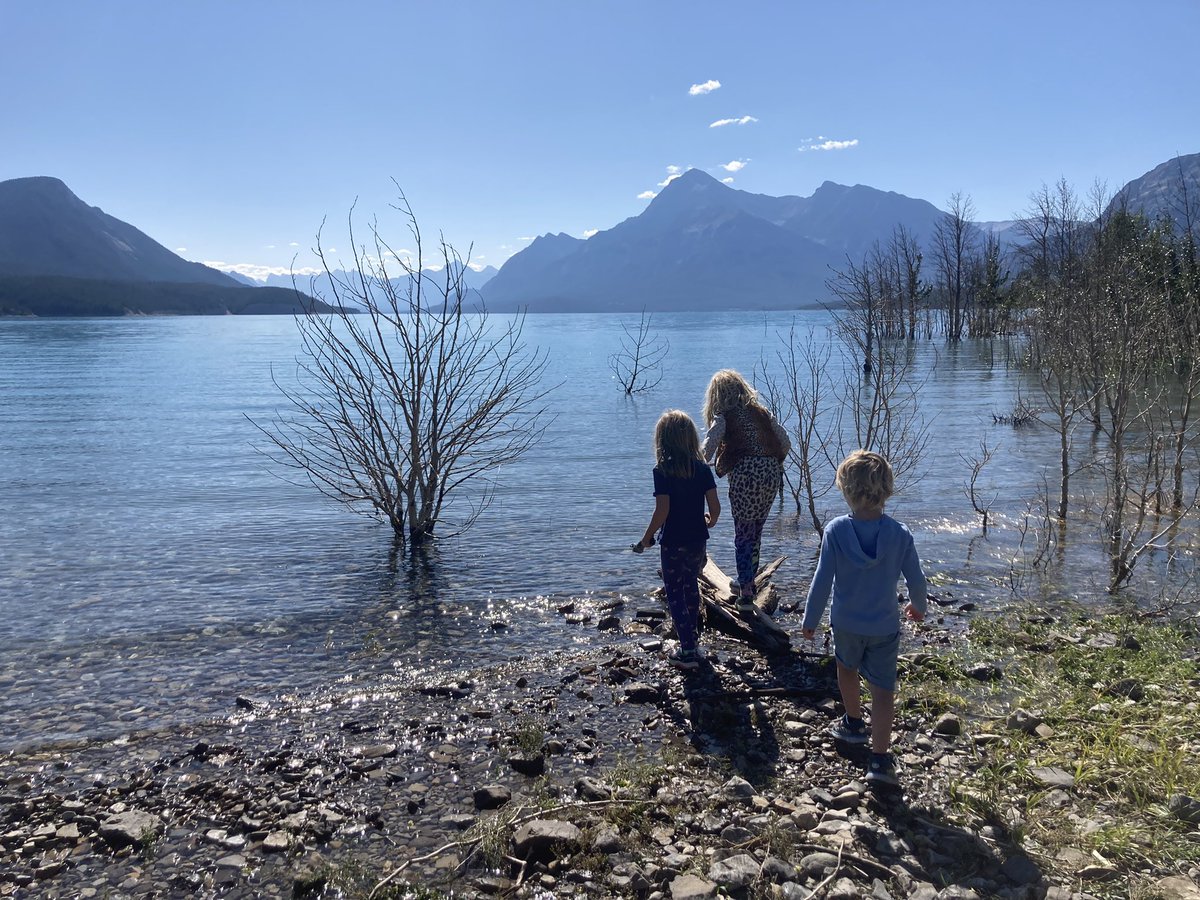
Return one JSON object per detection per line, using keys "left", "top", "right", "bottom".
{"left": 512, "top": 819, "right": 582, "bottom": 862}
{"left": 98, "top": 810, "right": 162, "bottom": 849}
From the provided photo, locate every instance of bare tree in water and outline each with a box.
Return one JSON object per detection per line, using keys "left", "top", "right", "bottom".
{"left": 253, "top": 193, "right": 553, "bottom": 554}
{"left": 609, "top": 308, "right": 669, "bottom": 394}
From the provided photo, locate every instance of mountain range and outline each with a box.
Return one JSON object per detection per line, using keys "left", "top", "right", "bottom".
{"left": 483, "top": 171, "right": 955, "bottom": 312}
{"left": 1, "top": 152, "right": 1196, "bottom": 316}
{"left": 0, "top": 177, "right": 328, "bottom": 316}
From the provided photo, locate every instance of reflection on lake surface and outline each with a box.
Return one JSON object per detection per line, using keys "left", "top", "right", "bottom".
{"left": 0, "top": 312, "right": 1192, "bottom": 750}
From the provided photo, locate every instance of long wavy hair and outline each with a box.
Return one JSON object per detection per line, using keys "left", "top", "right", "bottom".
{"left": 702, "top": 369, "right": 762, "bottom": 426}
{"left": 654, "top": 409, "right": 703, "bottom": 479}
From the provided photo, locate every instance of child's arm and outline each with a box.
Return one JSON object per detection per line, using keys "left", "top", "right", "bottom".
{"left": 634, "top": 495, "right": 669, "bottom": 551}
{"left": 700, "top": 415, "right": 725, "bottom": 463}
{"left": 800, "top": 530, "right": 835, "bottom": 640}
{"left": 704, "top": 487, "right": 720, "bottom": 528}
{"left": 902, "top": 536, "right": 928, "bottom": 622}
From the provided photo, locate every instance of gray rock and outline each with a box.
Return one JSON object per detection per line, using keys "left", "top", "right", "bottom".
{"left": 670, "top": 873, "right": 717, "bottom": 900}
{"left": 512, "top": 819, "right": 582, "bottom": 862}
{"left": 576, "top": 776, "right": 613, "bottom": 800}
{"left": 592, "top": 825, "right": 624, "bottom": 854}
{"left": 262, "top": 831, "right": 290, "bottom": 852}
{"left": 761, "top": 856, "right": 797, "bottom": 883}
{"left": 871, "top": 878, "right": 895, "bottom": 900}
{"left": 1000, "top": 852, "right": 1042, "bottom": 885}
{"left": 507, "top": 752, "right": 545, "bottom": 776}
{"left": 720, "top": 824, "right": 755, "bottom": 844}
{"left": 799, "top": 851, "right": 840, "bottom": 876}
{"left": 966, "top": 663, "right": 1002, "bottom": 681}
{"left": 1029, "top": 766, "right": 1074, "bottom": 789}
{"left": 933, "top": 713, "right": 962, "bottom": 736}
{"left": 1169, "top": 794, "right": 1200, "bottom": 825}
{"left": 1005, "top": 708, "right": 1042, "bottom": 734}
{"left": 779, "top": 884, "right": 815, "bottom": 900}
{"left": 708, "top": 853, "right": 760, "bottom": 890}
{"left": 624, "top": 682, "right": 662, "bottom": 703}
{"left": 98, "top": 810, "right": 162, "bottom": 849}
{"left": 1156, "top": 876, "right": 1200, "bottom": 899}
{"left": 827, "top": 878, "right": 861, "bottom": 899}
{"left": 723, "top": 776, "right": 755, "bottom": 799}
{"left": 473, "top": 784, "right": 512, "bottom": 810}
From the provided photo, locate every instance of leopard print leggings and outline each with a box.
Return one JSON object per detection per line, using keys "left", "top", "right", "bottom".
{"left": 727, "top": 455, "right": 782, "bottom": 592}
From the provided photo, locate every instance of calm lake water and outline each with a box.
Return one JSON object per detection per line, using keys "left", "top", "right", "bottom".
{"left": 0, "top": 312, "right": 1152, "bottom": 751}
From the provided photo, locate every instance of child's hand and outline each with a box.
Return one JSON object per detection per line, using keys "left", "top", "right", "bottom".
{"left": 905, "top": 603, "right": 925, "bottom": 623}
{"left": 630, "top": 542, "right": 643, "bottom": 554}
{"left": 801, "top": 627, "right": 815, "bottom": 642}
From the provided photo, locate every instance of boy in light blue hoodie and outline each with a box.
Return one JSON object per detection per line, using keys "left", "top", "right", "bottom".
{"left": 801, "top": 450, "right": 927, "bottom": 787}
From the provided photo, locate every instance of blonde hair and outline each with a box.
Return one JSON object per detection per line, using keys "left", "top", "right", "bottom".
{"left": 702, "top": 369, "right": 761, "bottom": 426}
{"left": 654, "top": 409, "right": 703, "bottom": 479}
{"left": 836, "top": 450, "right": 895, "bottom": 510}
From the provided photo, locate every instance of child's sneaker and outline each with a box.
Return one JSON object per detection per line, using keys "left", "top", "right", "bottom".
{"left": 668, "top": 649, "right": 700, "bottom": 671}
{"left": 865, "top": 753, "right": 900, "bottom": 787}
{"left": 737, "top": 584, "right": 756, "bottom": 613}
{"left": 830, "top": 714, "right": 869, "bottom": 744}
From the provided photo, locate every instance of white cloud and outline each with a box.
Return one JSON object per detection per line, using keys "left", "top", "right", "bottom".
{"left": 799, "top": 138, "right": 859, "bottom": 152}
{"left": 709, "top": 115, "right": 758, "bottom": 128}
{"left": 666, "top": 164, "right": 682, "bottom": 175}
{"left": 289, "top": 242, "right": 300, "bottom": 247}
{"left": 205, "top": 261, "right": 323, "bottom": 283}
{"left": 583, "top": 228, "right": 599, "bottom": 238}
{"left": 722, "top": 177, "right": 734, "bottom": 184}
{"left": 658, "top": 173, "right": 682, "bottom": 187}
{"left": 468, "top": 262, "right": 486, "bottom": 271}
{"left": 688, "top": 79, "right": 721, "bottom": 96}
{"left": 265, "top": 244, "right": 276, "bottom": 250}
{"left": 637, "top": 190, "right": 657, "bottom": 200}
{"left": 519, "top": 236, "right": 535, "bottom": 241}
{"left": 175, "top": 247, "right": 187, "bottom": 253}
{"left": 721, "top": 159, "right": 747, "bottom": 172}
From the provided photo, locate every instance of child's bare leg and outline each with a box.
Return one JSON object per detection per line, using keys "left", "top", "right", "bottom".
{"left": 867, "top": 682, "right": 895, "bottom": 754}
{"left": 836, "top": 661, "right": 863, "bottom": 719}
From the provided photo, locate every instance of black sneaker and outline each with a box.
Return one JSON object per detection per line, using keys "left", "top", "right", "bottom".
{"left": 668, "top": 649, "right": 700, "bottom": 671}
{"left": 830, "top": 715, "right": 869, "bottom": 744}
{"left": 865, "top": 753, "right": 899, "bottom": 787}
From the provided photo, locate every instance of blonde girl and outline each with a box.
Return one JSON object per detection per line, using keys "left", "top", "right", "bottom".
{"left": 700, "top": 370, "right": 790, "bottom": 607}
{"left": 633, "top": 410, "right": 721, "bottom": 669}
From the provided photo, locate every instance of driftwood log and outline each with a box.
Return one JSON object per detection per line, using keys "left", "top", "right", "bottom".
{"left": 697, "top": 555, "right": 791, "bottom": 652}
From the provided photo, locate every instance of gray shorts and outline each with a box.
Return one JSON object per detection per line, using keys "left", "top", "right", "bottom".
{"left": 833, "top": 628, "right": 900, "bottom": 693}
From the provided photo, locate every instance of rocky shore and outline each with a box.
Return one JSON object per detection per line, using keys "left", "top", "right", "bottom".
{"left": 2, "top": 600, "right": 1199, "bottom": 900}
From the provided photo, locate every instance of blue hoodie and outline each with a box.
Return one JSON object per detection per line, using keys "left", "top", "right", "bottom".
{"left": 802, "top": 512, "right": 928, "bottom": 636}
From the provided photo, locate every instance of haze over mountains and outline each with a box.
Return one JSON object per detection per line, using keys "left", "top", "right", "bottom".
{"left": 1, "top": 152, "right": 1196, "bottom": 316}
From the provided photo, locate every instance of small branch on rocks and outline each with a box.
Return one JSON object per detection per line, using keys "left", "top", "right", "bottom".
{"left": 806, "top": 841, "right": 845, "bottom": 897}
{"left": 791, "top": 842, "right": 903, "bottom": 882}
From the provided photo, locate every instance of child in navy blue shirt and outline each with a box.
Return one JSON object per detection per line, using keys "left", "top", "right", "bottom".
{"left": 633, "top": 410, "right": 721, "bottom": 670}
{"left": 802, "top": 450, "right": 927, "bottom": 786}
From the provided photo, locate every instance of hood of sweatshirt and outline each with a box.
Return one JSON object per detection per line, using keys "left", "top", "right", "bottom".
{"left": 830, "top": 515, "right": 892, "bottom": 569}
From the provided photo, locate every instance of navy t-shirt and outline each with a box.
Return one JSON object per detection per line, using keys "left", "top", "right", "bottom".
{"left": 652, "top": 459, "right": 716, "bottom": 547}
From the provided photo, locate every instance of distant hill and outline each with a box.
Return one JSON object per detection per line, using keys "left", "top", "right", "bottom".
{"left": 0, "top": 176, "right": 333, "bottom": 315}
{"left": 0, "top": 276, "right": 338, "bottom": 317}
{"left": 0, "top": 177, "right": 237, "bottom": 286}
{"left": 1108, "top": 152, "right": 1200, "bottom": 234}
{"left": 483, "top": 170, "right": 955, "bottom": 312}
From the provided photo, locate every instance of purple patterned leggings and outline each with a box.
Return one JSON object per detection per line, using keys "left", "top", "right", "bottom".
{"left": 660, "top": 542, "right": 706, "bottom": 652}
{"left": 734, "top": 517, "right": 767, "bottom": 594}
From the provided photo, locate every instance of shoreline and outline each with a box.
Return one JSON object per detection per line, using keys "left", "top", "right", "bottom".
{"left": 2, "top": 603, "right": 1198, "bottom": 900}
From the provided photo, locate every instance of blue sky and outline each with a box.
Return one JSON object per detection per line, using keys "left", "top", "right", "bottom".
{"left": 6, "top": 1, "right": 1199, "bottom": 281}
